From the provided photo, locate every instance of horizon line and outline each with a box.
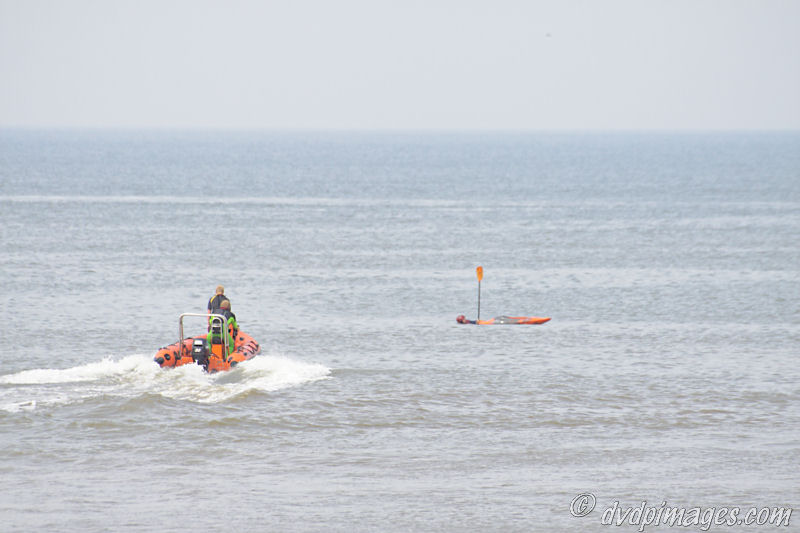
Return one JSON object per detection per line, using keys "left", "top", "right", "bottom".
{"left": 2, "top": 126, "right": 799, "bottom": 134}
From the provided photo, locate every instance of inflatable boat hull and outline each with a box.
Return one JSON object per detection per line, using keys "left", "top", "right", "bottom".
{"left": 154, "top": 330, "right": 260, "bottom": 372}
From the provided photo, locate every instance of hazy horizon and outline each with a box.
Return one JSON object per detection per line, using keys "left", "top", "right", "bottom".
{"left": 3, "top": 126, "right": 800, "bottom": 133}
{"left": 2, "top": 0, "right": 798, "bottom": 131}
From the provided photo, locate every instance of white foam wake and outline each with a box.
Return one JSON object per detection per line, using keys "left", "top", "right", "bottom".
{"left": 0, "top": 352, "right": 331, "bottom": 412}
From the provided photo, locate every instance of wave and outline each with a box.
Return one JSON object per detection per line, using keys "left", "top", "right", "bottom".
{"left": 0, "top": 352, "right": 330, "bottom": 412}
{"left": 0, "top": 194, "right": 468, "bottom": 208}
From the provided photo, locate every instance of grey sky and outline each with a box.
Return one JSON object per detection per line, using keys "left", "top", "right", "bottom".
{"left": 1, "top": 0, "right": 798, "bottom": 130}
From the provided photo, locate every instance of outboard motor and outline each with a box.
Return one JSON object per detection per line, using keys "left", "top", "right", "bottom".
{"left": 191, "top": 338, "right": 209, "bottom": 369}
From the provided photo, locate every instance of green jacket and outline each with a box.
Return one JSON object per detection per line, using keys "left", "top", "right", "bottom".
{"left": 208, "top": 311, "right": 239, "bottom": 355}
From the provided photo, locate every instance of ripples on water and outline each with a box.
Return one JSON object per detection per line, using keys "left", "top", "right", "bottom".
{"left": 1, "top": 131, "right": 798, "bottom": 532}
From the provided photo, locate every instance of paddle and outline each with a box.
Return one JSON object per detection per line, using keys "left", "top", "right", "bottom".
{"left": 476, "top": 266, "right": 483, "bottom": 320}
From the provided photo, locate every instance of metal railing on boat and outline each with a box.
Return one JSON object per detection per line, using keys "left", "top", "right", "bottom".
{"left": 179, "top": 312, "right": 229, "bottom": 357}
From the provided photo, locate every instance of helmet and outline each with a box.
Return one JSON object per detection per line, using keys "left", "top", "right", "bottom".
{"left": 456, "top": 315, "right": 466, "bottom": 324}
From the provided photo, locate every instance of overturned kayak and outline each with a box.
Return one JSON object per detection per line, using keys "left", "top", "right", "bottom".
{"left": 457, "top": 315, "right": 550, "bottom": 325}
{"left": 154, "top": 312, "right": 261, "bottom": 372}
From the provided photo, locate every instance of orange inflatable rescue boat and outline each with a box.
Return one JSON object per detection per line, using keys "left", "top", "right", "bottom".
{"left": 154, "top": 313, "right": 260, "bottom": 372}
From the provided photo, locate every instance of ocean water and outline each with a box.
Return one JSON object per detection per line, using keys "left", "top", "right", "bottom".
{"left": 0, "top": 130, "right": 798, "bottom": 532}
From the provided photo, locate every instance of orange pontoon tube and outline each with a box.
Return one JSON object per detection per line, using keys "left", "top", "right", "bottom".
{"left": 154, "top": 312, "right": 261, "bottom": 372}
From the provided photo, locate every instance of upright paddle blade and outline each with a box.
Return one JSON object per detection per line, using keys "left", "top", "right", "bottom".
{"left": 476, "top": 266, "right": 483, "bottom": 320}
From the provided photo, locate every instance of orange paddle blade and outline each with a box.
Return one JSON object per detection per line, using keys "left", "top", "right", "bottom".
{"left": 476, "top": 266, "right": 484, "bottom": 281}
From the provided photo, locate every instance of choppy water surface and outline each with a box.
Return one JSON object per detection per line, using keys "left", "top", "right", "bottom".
{"left": 1, "top": 131, "right": 798, "bottom": 532}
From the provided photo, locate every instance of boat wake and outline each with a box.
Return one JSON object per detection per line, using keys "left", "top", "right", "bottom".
{"left": 0, "top": 353, "right": 331, "bottom": 412}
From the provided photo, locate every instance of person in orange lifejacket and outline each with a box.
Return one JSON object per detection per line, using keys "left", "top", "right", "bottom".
{"left": 208, "top": 299, "right": 239, "bottom": 356}
{"left": 207, "top": 285, "right": 229, "bottom": 313}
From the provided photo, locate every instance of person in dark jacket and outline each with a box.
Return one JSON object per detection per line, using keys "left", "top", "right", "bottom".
{"left": 207, "top": 285, "right": 229, "bottom": 312}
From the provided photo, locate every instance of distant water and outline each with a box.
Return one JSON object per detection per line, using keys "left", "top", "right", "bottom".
{"left": 1, "top": 130, "right": 798, "bottom": 532}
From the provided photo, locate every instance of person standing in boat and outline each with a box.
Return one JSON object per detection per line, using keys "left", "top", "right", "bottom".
{"left": 207, "top": 285, "right": 229, "bottom": 313}
{"left": 208, "top": 299, "right": 239, "bottom": 356}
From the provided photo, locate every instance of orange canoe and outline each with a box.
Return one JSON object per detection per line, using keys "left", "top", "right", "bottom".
{"left": 457, "top": 315, "right": 550, "bottom": 325}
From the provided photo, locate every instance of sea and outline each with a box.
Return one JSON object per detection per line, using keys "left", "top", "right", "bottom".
{"left": 0, "top": 130, "right": 798, "bottom": 532}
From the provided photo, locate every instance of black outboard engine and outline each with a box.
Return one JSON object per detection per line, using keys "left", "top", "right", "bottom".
{"left": 191, "top": 338, "right": 209, "bottom": 369}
